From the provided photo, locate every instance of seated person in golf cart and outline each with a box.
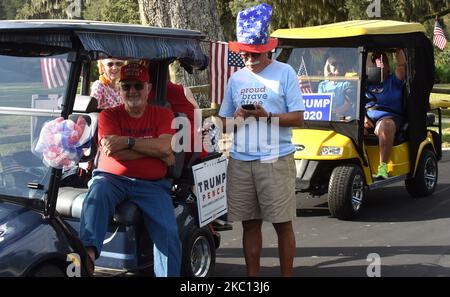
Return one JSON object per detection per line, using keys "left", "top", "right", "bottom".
{"left": 364, "top": 49, "right": 407, "bottom": 180}
{"left": 79, "top": 63, "right": 181, "bottom": 277}
{"left": 318, "top": 53, "right": 356, "bottom": 121}
{"left": 91, "top": 58, "right": 126, "bottom": 109}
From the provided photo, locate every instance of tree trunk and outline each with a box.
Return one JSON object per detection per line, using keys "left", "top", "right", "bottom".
{"left": 138, "top": 0, "right": 224, "bottom": 107}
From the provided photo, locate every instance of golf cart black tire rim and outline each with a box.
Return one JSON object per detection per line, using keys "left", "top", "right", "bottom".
{"left": 424, "top": 155, "right": 437, "bottom": 190}
{"left": 352, "top": 174, "right": 364, "bottom": 212}
{"left": 190, "top": 235, "right": 212, "bottom": 277}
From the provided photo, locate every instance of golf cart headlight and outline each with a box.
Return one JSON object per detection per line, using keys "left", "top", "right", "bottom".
{"left": 319, "top": 146, "right": 342, "bottom": 155}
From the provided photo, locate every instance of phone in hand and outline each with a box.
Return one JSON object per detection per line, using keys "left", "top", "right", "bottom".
{"left": 241, "top": 104, "right": 256, "bottom": 110}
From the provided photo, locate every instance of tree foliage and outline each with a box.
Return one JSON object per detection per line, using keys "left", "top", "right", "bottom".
{"left": 16, "top": 0, "right": 68, "bottom": 19}
{"left": 346, "top": 0, "right": 448, "bottom": 23}
{"left": 219, "top": 0, "right": 348, "bottom": 40}
{"left": 0, "top": 0, "right": 28, "bottom": 20}
{"left": 84, "top": 0, "right": 140, "bottom": 23}
{"left": 83, "top": 0, "right": 140, "bottom": 24}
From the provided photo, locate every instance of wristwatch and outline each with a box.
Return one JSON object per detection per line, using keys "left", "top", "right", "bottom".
{"left": 127, "top": 137, "right": 135, "bottom": 149}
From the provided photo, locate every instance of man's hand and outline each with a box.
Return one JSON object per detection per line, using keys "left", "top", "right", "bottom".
{"left": 364, "top": 116, "right": 374, "bottom": 129}
{"left": 364, "top": 116, "right": 374, "bottom": 135}
{"left": 233, "top": 104, "right": 269, "bottom": 120}
{"left": 101, "top": 135, "right": 127, "bottom": 156}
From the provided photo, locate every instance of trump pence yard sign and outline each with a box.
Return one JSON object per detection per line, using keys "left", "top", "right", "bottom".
{"left": 192, "top": 156, "right": 228, "bottom": 227}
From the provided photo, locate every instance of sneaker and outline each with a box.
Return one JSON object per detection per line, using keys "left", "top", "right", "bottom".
{"left": 375, "top": 162, "right": 389, "bottom": 180}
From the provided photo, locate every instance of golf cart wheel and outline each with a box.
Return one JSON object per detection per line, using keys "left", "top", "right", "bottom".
{"left": 405, "top": 149, "right": 438, "bottom": 197}
{"left": 328, "top": 164, "right": 365, "bottom": 220}
{"left": 181, "top": 226, "right": 215, "bottom": 277}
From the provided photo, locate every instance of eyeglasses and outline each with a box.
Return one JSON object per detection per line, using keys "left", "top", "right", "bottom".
{"left": 239, "top": 52, "right": 261, "bottom": 59}
{"left": 104, "top": 61, "right": 124, "bottom": 68}
{"left": 330, "top": 62, "right": 343, "bottom": 67}
{"left": 121, "top": 82, "right": 144, "bottom": 91}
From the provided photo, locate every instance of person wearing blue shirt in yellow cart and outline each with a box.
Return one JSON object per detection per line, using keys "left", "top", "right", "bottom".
{"left": 218, "top": 3, "right": 304, "bottom": 277}
{"left": 364, "top": 49, "right": 406, "bottom": 180}
{"left": 318, "top": 53, "right": 356, "bottom": 121}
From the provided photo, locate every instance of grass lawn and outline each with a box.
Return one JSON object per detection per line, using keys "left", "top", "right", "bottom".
{"left": 434, "top": 84, "right": 450, "bottom": 90}
{"left": 429, "top": 122, "right": 450, "bottom": 148}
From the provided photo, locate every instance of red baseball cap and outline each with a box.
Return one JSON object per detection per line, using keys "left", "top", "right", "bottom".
{"left": 120, "top": 63, "right": 149, "bottom": 82}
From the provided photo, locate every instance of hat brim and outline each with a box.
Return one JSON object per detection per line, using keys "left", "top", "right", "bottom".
{"left": 228, "top": 38, "right": 278, "bottom": 53}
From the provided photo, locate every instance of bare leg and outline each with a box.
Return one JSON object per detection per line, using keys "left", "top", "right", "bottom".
{"left": 273, "top": 221, "right": 295, "bottom": 277}
{"left": 376, "top": 118, "right": 396, "bottom": 163}
{"left": 242, "top": 219, "right": 263, "bottom": 277}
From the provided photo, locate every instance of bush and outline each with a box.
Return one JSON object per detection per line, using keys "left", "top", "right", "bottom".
{"left": 435, "top": 49, "right": 450, "bottom": 83}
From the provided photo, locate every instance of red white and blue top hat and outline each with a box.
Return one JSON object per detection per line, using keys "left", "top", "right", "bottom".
{"left": 228, "top": 3, "right": 278, "bottom": 53}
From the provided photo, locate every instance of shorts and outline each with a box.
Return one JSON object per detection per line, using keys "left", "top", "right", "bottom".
{"left": 374, "top": 116, "right": 403, "bottom": 135}
{"left": 226, "top": 153, "right": 296, "bottom": 223}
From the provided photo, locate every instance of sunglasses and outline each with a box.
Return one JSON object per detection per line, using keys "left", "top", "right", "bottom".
{"left": 104, "top": 61, "right": 124, "bottom": 68}
{"left": 329, "top": 61, "right": 343, "bottom": 67}
{"left": 239, "top": 52, "right": 261, "bottom": 59}
{"left": 121, "top": 82, "right": 144, "bottom": 91}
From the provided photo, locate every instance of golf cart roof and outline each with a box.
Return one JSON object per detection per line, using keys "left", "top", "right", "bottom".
{"left": 272, "top": 20, "right": 426, "bottom": 40}
{"left": 0, "top": 19, "right": 206, "bottom": 39}
{"left": 0, "top": 19, "right": 208, "bottom": 68}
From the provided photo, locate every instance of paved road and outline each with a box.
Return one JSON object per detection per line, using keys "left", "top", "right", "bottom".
{"left": 213, "top": 150, "right": 450, "bottom": 277}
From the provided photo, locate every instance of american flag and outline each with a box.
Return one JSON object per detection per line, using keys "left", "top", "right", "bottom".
{"left": 433, "top": 20, "right": 447, "bottom": 50}
{"left": 209, "top": 41, "right": 244, "bottom": 105}
{"left": 40, "top": 58, "right": 70, "bottom": 89}
{"left": 297, "top": 56, "right": 312, "bottom": 93}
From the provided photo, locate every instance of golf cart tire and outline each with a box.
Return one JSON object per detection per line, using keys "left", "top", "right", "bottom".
{"left": 328, "top": 164, "right": 364, "bottom": 220}
{"left": 29, "top": 263, "right": 66, "bottom": 277}
{"left": 181, "top": 226, "right": 216, "bottom": 277}
{"left": 405, "top": 149, "right": 438, "bottom": 197}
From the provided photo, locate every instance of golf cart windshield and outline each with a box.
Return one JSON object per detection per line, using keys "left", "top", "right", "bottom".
{"left": 0, "top": 53, "right": 69, "bottom": 199}
{"left": 276, "top": 47, "right": 360, "bottom": 122}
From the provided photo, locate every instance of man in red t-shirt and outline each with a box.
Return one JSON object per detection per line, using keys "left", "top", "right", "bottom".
{"left": 79, "top": 63, "right": 181, "bottom": 277}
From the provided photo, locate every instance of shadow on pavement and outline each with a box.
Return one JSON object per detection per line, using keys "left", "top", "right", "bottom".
{"left": 296, "top": 183, "right": 450, "bottom": 223}
{"left": 215, "top": 245, "right": 450, "bottom": 277}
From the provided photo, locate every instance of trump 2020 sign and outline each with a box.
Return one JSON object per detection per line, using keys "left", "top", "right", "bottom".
{"left": 302, "top": 93, "right": 333, "bottom": 121}
{"left": 192, "top": 156, "right": 228, "bottom": 227}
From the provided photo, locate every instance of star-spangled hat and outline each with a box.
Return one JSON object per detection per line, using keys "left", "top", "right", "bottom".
{"left": 228, "top": 3, "right": 278, "bottom": 53}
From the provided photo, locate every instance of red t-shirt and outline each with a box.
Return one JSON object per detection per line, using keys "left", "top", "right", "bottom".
{"left": 97, "top": 104, "right": 175, "bottom": 180}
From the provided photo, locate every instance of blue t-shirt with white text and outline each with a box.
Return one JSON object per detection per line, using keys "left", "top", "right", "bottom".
{"left": 219, "top": 60, "right": 304, "bottom": 161}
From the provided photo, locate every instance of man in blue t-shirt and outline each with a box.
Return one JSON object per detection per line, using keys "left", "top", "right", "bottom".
{"left": 364, "top": 49, "right": 407, "bottom": 179}
{"left": 218, "top": 3, "right": 304, "bottom": 277}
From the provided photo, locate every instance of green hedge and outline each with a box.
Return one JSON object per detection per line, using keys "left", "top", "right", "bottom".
{"left": 435, "top": 49, "right": 450, "bottom": 83}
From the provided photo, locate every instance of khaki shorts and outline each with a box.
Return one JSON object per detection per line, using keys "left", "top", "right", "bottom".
{"left": 226, "top": 153, "right": 296, "bottom": 223}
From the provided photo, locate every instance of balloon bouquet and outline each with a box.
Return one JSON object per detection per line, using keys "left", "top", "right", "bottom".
{"left": 34, "top": 116, "right": 92, "bottom": 171}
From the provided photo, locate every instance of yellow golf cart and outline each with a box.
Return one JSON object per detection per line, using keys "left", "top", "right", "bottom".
{"left": 272, "top": 20, "right": 442, "bottom": 220}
